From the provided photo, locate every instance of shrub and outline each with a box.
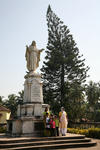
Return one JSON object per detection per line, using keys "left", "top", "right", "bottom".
{"left": 0, "top": 126, "right": 7, "bottom": 133}
{"left": 88, "top": 128, "right": 100, "bottom": 138}
{"left": 67, "top": 128, "right": 100, "bottom": 139}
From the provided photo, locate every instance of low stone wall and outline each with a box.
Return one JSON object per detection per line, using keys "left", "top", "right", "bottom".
{"left": 69, "top": 122, "right": 100, "bottom": 129}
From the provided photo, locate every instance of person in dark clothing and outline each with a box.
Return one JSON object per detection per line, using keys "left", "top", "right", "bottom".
{"left": 49, "top": 114, "right": 56, "bottom": 136}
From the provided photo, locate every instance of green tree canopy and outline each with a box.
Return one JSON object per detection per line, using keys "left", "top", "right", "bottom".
{"left": 3, "top": 90, "right": 24, "bottom": 118}
{"left": 0, "top": 96, "right": 4, "bottom": 105}
{"left": 41, "top": 5, "right": 89, "bottom": 119}
{"left": 85, "top": 81, "right": 100, "bottom": 121}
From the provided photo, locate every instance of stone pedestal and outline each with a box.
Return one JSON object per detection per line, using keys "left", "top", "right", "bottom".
{"left": 17, "top": 103, "right": 44, "bottom": 117}
{"left": 9, "top": 117, "right": 44, "bottom": 137}
{"left": 24, "top": 72, "right": 43, "bottom": 104}
{"left": 7, "top": 72, "right": 49, "bottom": 137}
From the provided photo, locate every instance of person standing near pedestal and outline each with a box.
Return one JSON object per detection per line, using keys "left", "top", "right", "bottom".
{"left": 45, "top": 113, "right": 50, "bottom": 136}
{"left": 54, "top": 115, "right": 59, "bottom": 136}
{"left": 49, "top": 114, "right": 56, "bottom": 136}
{"left": 59, "top": 107, "right": 68, "bottom": 136}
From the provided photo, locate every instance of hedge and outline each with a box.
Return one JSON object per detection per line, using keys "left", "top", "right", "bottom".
{"left": 67, "top": 128, "right": 100, "bottom": 139}
{"left": 0, "top": 126, "right": 7, "bottom": 133}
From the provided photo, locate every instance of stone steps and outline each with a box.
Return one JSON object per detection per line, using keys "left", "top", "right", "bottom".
{"left": 0, "top": 142, "right": 96, "bottom": 150}
{"left": 0, "top": 138, "right": 91, "bottom": 148}
{"left": 0, "top": 134, "right": 96, "bottom": 150}
{"left": 0, "top": 135, "right": 85, "bottom": 143}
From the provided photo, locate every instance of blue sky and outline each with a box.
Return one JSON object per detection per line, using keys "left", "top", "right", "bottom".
{"left": 0, "top": 0, "right": 100, "bottom": 98}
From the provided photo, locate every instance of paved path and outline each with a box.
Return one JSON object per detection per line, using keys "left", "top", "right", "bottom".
{"left": 0, "top": 133, "right": 85, "bottom": 140}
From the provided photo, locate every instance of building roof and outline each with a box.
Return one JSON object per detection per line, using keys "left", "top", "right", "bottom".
{"left": 0, "top": 105, "right": 11, "bottom": 112}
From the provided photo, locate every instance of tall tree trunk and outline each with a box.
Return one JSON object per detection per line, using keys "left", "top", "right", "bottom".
{"left": 60, "top": 64, "right": 65, "bottom": 106}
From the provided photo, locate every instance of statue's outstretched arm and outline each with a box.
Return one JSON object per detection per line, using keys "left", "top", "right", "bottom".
{"left": 25, "top": 45, "right": 29, "bottom": 60}
{"left": 39, "top": 48, "right": 44, "bottom": 52}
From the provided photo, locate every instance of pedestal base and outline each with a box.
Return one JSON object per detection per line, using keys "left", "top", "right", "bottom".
{"left": 7, "top": 71, "right": 50, "bottom": 137}
{"left": 7, "top": 117, "right": 44, "bottom": 137}
{"left": 7, "top": 104, "right": 49, "bottom": 137}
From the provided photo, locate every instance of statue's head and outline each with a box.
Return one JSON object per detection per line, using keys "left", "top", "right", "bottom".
{"left": 31, "top": 41, "right": 36, "bottom": 46}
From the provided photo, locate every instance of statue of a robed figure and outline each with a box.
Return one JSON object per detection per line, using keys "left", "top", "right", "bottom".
{"left": 25, "top": 41, "right": 44, "bottom": 72}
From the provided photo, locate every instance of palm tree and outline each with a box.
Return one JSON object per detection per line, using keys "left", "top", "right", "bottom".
{"left": 0, "top": 96, "right": 4, "bottom": 105}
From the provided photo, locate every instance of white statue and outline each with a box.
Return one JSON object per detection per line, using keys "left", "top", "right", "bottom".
{"left": 25, "top": 41, "right": 44, "bottom": 72}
